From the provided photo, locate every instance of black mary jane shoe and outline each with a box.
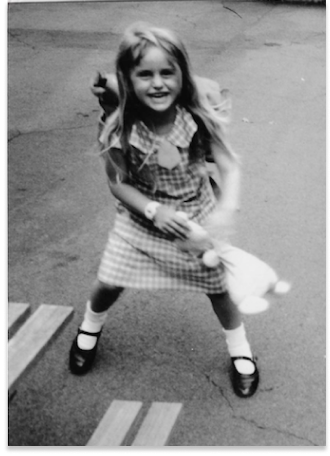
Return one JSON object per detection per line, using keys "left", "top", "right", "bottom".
{"left": 231, "top": 356, "right": 259, "bottom": 398}
{"left": 69, "top": 328, "right": 102, "bottom": 375}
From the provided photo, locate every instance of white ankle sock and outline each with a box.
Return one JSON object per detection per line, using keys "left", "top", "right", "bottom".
{"left": 77, "top": 301, "right": 108, "bottom": 350}
{"left": 223, "top": 324, "right": 255, "bottom": 375}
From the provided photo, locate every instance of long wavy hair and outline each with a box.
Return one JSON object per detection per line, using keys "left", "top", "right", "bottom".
{"left": 100, "top": 22, "right": 237, "bottom": 179}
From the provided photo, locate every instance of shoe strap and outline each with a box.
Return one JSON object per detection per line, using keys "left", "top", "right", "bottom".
{"left": 231, "top": 356, "right": 257, "bottom": 365}
{"left": 78, "top": 327, "right": 102, "bottom": 337}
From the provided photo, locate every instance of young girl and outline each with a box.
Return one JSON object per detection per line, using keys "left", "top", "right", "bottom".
{"left": 69, "top": 22, "right": 259, "bottom": 398}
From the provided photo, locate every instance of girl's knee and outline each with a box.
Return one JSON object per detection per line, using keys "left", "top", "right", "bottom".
{"left": 207, "top": 292, "right": 233, "bottom": 308}
{"left": 90, "top": 281, "right": 124, "bottom": 312}
{"left": 93, "top": 280, "right": 124, "bottom": 294}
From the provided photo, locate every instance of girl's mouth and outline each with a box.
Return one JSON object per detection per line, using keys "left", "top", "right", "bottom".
{"left": 149, "top": 93, "right": 168, "bottom": 99}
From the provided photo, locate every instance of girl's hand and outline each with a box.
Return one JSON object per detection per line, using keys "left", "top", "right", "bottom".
{"left": 90, "top": 72, "right": 119, "bottom": 115}
{"left": 153, "top": 206, "right": 190, "bottom": 240}
{"left": 202, "top": 206, "right": 237, "bottom": 242}
{"left": 91, "top": 72, "right": 107, "bottom": 96}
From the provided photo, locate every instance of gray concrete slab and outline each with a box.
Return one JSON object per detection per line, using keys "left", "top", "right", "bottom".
{"left": 8, "top": 0, "right": 325, "bottom": 447}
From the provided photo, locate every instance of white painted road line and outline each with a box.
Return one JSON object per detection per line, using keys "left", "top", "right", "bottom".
{"left": 7, "top": 304, "right": 73, "bottom": 394}
{"left": 132, "top": 402, "right": 182, "bottom": 446}
{"left": 7, "top": 302, "right": 30, "bottom": 339}
{"left": 86, "top": 400, "right": 142, "bottom": 446}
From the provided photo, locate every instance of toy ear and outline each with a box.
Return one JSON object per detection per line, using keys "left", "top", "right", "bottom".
{"left": 238, "top": 296, "right": 269, "bottom": 315}
{"left": 273, "top": 280, "right": 291, "bottom": 295}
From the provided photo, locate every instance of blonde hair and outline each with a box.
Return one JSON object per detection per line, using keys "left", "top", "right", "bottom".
{"left": 100, "top": 22, "right": 237, "bottom": 170}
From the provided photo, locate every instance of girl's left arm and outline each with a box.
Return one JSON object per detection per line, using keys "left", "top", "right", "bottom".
{"left": 212, "top": 141, "right": 240, "bottom": 211}
{"left": 203, "top": 141, "right": 241, "bottom": 239}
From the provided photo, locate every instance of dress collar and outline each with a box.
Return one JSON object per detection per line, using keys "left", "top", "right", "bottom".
{"left": 129, "top": 106, "right": 198, "bottom": 154}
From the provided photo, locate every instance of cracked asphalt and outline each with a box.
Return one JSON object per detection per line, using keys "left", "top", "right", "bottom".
{"left": 8, "top": 0, "right": 325, "bottom": 447}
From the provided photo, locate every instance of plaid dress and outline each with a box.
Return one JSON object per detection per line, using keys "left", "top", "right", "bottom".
{"left": 97, "top": 106, "right": 227, "bottom": 293}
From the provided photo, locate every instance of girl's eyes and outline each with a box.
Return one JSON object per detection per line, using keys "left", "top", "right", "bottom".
{"left": 136, "top": 69, "right": 175, "bottom": 78}
{"left": 162, "top": 69, "right": 175, "bottom": 76}
{"left": 137, "top": 71, "right": 152, "bottom": 78}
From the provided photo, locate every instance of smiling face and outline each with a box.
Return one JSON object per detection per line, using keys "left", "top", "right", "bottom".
{"left": 129, "top": 45, "right": 183, "bottom": 116}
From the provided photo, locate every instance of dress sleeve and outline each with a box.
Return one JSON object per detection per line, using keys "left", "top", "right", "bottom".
{"left": 194, "top": 75, "right": 232, "bottom": 124}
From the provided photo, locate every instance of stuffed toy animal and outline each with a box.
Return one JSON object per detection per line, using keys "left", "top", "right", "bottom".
{"left": 175, "top": 212, "right": 291, "bottom": 314}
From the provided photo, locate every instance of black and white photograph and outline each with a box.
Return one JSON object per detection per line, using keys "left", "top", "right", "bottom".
{"left": 7, "top": 0, "right": 326, "bottom": 447}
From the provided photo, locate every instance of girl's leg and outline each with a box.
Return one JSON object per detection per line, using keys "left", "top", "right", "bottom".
{"left": 69, "top": 281, "right": 123, "bottom": 374}
{"left": 77, "top": 280, "right": 124, "bottom": 349}
{"left": 207, "top": 292, "right": 259, "bottom": 397}
{"left": 208, "top": 291, "right": 242, "bottom": 330}
{"left": 208, "top": 292, "right": 253, "bottom": 364}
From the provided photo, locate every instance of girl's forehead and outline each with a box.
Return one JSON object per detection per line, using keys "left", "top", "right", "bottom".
{"left": 135, "top": 45, "right": 176, "bottom": 69}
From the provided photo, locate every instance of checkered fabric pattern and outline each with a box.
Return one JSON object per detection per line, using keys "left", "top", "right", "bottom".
{"left": 97, "top": 107, "right": 227, "bottom": 293}
{"left": 129, "top": 106, "right": 198, "bottom": 154}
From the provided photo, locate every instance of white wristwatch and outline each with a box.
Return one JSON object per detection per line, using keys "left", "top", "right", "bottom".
{"left": 144, "top": 201, "right": 161, "bottom": 221}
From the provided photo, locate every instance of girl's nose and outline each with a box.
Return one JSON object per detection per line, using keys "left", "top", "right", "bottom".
{"left": 152, "top": 74, "right": 164, "bottom": 88}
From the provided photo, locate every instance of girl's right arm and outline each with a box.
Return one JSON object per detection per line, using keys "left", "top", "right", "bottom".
{"left": 103, "top": 148, "right": 189, "bottom": 239}
{"left": 103, "top": 147, "right": 151, "bottom": 215}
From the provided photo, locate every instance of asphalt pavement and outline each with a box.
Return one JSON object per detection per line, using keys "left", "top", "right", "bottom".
{"left": 7, "top": 0, "right": 326, "bottom": 447}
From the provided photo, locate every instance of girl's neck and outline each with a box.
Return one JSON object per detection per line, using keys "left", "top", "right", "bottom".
{"left": 139, "top": 104, "right": 177, "bottom": 136}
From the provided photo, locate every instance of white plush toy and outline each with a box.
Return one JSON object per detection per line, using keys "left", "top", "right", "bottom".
{"left": 176, "top": 212, "right": 291, "bottom": 314}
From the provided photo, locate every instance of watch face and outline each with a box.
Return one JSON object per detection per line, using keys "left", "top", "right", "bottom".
{"left": 145, "top": 202, "right": 160, "bottom": 220}
{"left": 147, "top": 208, "right": 154, "bottom": 218}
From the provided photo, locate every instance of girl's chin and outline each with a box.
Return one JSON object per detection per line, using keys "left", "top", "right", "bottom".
{"left": 147, "top": 101, "right": 176, "bottom": 114}
{"left": 149, "top": 101, "right": 170, "bottom": 109}
{"left": 136, "top": 99, "right": 178, "bottom": 118}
